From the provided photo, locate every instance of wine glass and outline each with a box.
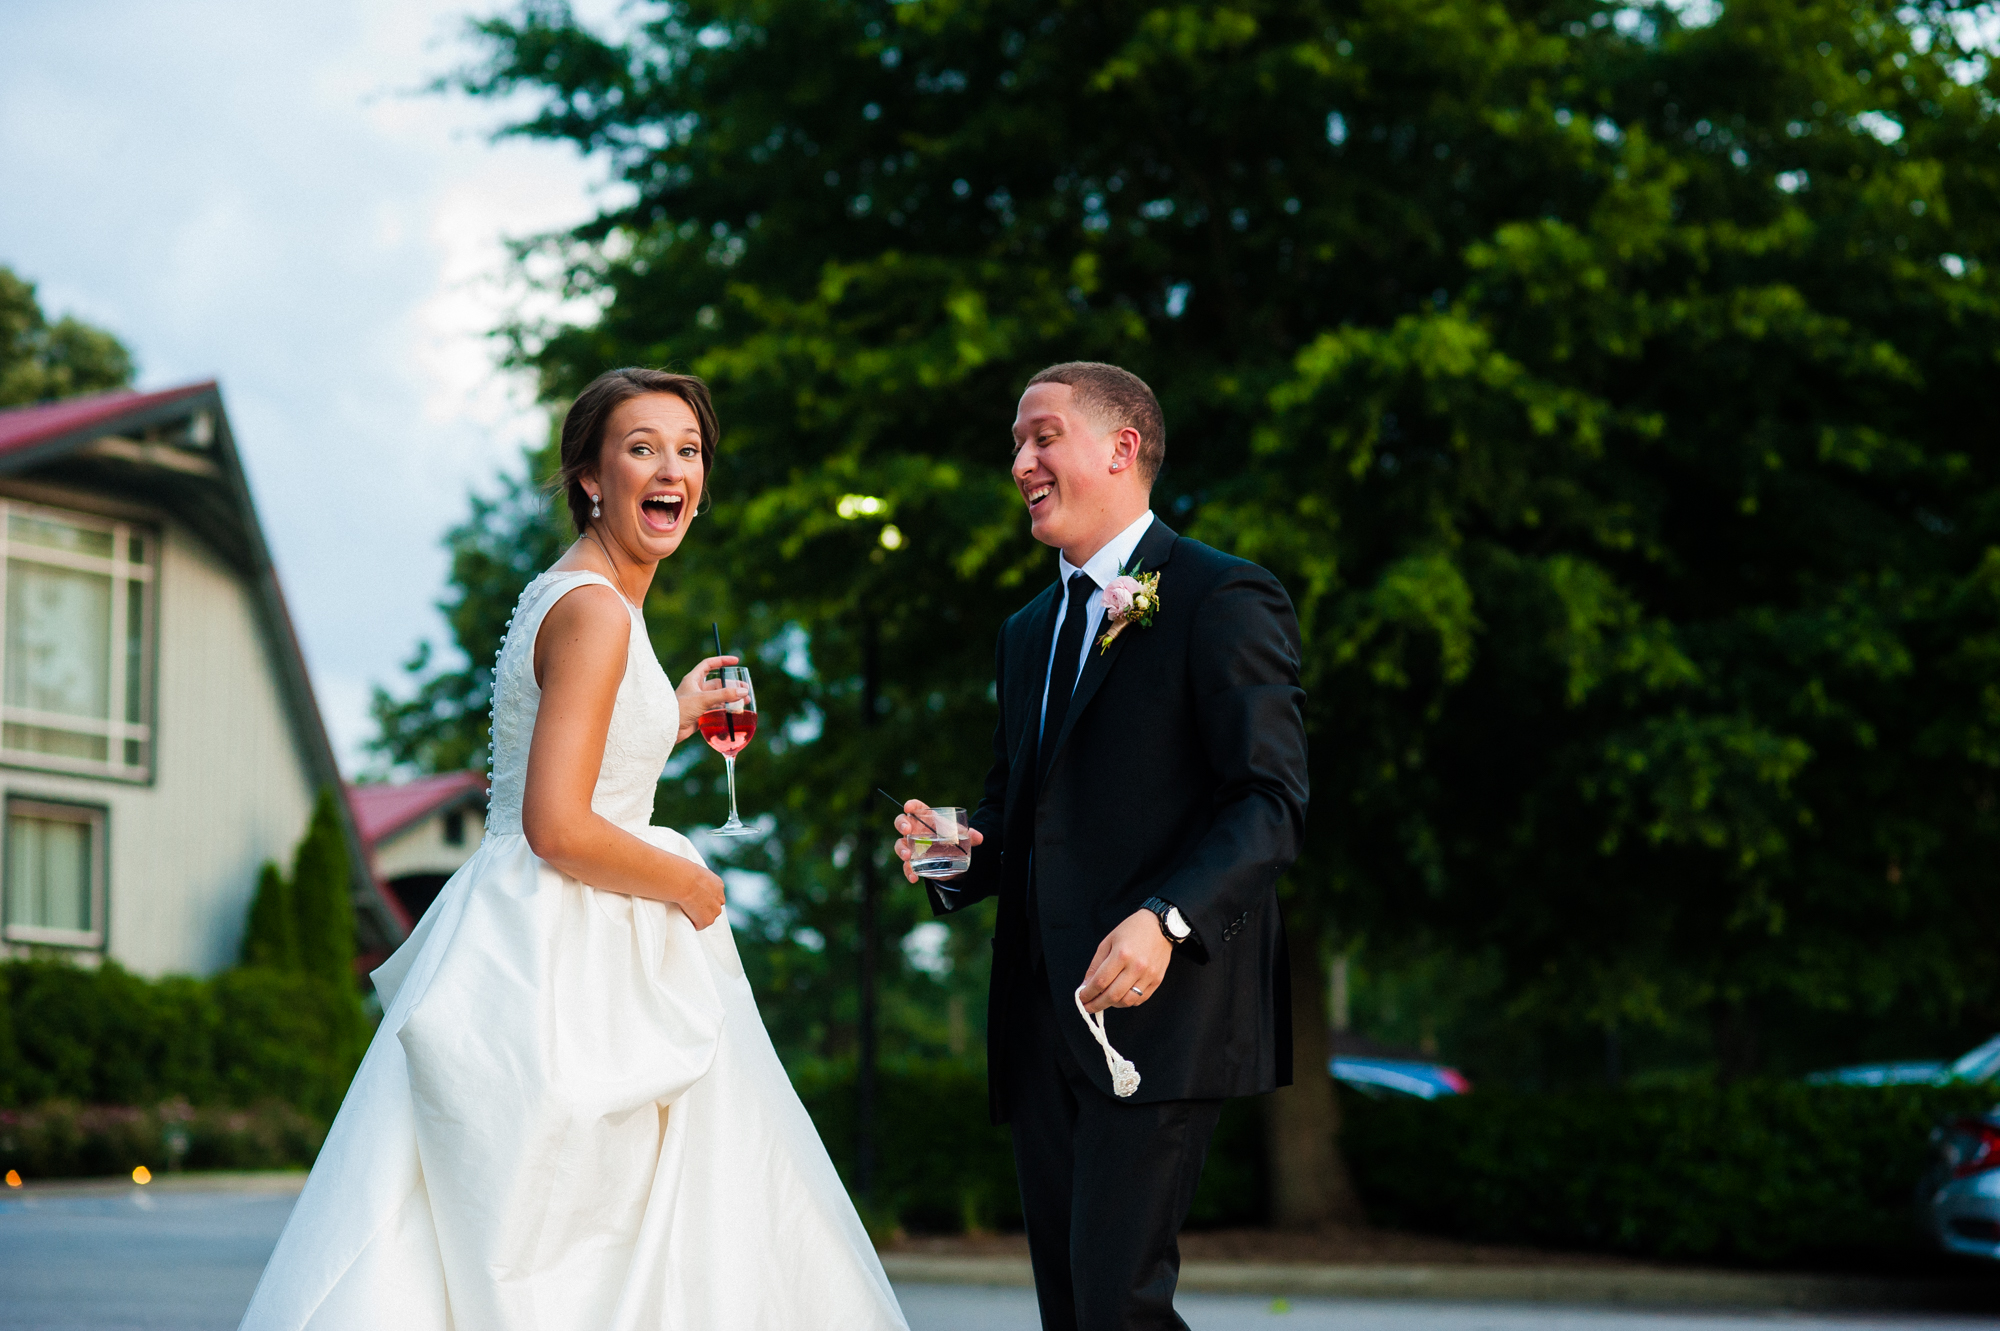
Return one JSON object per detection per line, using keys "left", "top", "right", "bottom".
{"left": 698, "top": 665, "right": 758, "bottom": 835}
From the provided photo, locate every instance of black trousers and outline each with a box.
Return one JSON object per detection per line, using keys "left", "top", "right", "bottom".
{"left": 1005, "top": 964, "right": 1224, "bottom": 1331}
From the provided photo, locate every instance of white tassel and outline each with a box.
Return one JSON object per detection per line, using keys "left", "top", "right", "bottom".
{"left": 1075, "top": 989, "right": 1141, "bottom": 1098}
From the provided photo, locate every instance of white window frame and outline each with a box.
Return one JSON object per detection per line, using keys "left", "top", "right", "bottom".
{"left": 0, "top": 498, "right": 158, "bottom": 782}
{"left": 2, "top": 797, "right": 109, "bottom": 949}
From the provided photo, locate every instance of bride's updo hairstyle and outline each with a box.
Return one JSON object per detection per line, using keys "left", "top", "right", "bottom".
{"left": 555, "top": 368, "right": 720, "bottom": 533}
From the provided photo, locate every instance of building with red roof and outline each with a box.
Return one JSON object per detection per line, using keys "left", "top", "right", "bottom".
{"left": 0, "top": 382, "right": 404, "bottom": 973}
{"left": 346, "top": 771, "right": 487, "bottom": 926}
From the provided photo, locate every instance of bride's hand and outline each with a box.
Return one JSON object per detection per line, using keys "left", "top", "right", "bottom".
{"left": 675, "top": 655, "right": 747, "bottom": 742}
{"left": 673, "top": 863, "right": 728, "bottom": 930}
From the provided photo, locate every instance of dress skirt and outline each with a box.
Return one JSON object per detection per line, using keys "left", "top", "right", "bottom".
{"left": 238, "top": 825, "right": 906, "bottom": 1330}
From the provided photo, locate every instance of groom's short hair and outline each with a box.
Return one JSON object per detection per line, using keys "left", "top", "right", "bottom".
{"left": 1027, "top": 362, "right": 1165, "bottom": 485}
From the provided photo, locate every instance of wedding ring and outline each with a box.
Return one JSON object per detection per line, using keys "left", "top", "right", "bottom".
{"left": 1130, "top": 985, "right": 1145, "bottom": 996}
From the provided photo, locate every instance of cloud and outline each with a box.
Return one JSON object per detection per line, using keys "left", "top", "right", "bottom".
{"left": 0, "top": 0, "right": 624, "bottom": 772}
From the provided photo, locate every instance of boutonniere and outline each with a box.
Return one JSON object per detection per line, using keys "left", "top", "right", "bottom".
{"left": 1097, "top": 558, "right": 1161, "bottom": 654}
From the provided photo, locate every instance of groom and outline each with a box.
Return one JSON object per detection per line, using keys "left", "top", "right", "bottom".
{"left": 894, "top": 362, "right": 1309, "bottom": 1330}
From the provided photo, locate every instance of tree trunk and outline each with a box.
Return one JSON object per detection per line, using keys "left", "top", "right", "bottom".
{"left": 1261, "top": 923, "right": 1367, "bottom": 1228}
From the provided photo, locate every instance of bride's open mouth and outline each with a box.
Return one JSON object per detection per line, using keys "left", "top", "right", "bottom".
{"left": 640, "top": 492, "right": 685, "bottom": 533}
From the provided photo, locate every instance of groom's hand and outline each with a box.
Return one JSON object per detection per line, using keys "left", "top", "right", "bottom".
{"left": 1078, "top": 910, "right": 1173, "bottom": 1013}
{"left": 893, "top": 800, "right": 984, "bottom": 884}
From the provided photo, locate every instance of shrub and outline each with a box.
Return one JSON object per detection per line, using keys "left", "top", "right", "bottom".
{"left": 290, "top": 788, "right": 355, "bottom": 986}
{"left": 0, "top": 960, "right": 215, "bottom": 1105}
{"left": 240, "top": 860, "right": 298, "bottom": 971}
{"left": 0, "top": 959, "right": 365, "bottom": 1120}
{"left": 208, "top": 968, "right": 367, "bottom": 1121}
{"left": 792, "top": 1058, "right": 1268, "bottom": 1233}
{"left": 0, "top": 1100, "right": 323, "bottom": 1180}
{"left": 1343, "top": 1081, "right": 1999, "bottom": 1267}
{"left": 795, "top": 1059, "right": 1021, "bottom": 1233}
{"left": 787, "top": 1062, "right": 1998, "bottom": 1260}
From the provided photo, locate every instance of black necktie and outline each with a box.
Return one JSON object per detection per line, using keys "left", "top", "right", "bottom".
{"left": 1027, "top": 572, "right": 1095, "bottom": 971}
{"left": 1038, "top": 572, "right": 1096, "bottom": 783}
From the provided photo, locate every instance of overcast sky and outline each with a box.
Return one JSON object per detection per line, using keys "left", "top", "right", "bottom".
{"left": 1, "top": 0, "right": 626, "bottom": 774}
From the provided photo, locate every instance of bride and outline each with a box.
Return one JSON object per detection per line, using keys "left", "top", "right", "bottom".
{"left": 240, "top": 369, "right": 908, "bottom": 1330}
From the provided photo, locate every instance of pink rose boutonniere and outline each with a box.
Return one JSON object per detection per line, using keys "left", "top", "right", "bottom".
{"left": 1097, "top": 561, "right": 1162, "bottom": 654}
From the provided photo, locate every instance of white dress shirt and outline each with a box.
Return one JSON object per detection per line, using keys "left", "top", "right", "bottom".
{"left": 1038, "top": 509, "right": 1156, "bottom": 741}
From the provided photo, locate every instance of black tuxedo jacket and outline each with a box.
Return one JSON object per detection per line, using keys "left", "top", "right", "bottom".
{"left": 929, "top": 517, "right": 1309, "bottom": 1119}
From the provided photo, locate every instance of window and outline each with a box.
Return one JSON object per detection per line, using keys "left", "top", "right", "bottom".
{"left": 2, "top": 798, "right": 107, "bottom": 948}
{"left": 0, "top": 501, "right": 156, "bottom": 780}
{"left": 442, "top": 809, "right": 466, "bottom": 846}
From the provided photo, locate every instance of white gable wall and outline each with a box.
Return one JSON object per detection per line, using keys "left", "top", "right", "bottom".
{"left": 0, "top": 496, "right": 317, "bottom": 977}
{"left": 373, "top": 804, "right": 486, "bottom": 882}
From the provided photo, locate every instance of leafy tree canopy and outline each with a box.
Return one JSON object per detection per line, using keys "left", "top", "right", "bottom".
{"left": 372, "top": 450, "right": 572, "bottom": 776}
{"left": 404, "top": 0, "right": 2000, "bottom": 1084}
{"left": 0, "top": 266, "right": 135, "bottom": 407}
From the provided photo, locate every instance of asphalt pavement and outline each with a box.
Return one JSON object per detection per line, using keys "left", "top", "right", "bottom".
{"left": 2, "top": 1185, "right": 1996, "bottom": 1331}
{"left": 0, "top": 1188, "right": 285, "bottom": 1331}
{"left": 895, "top": 1283, "right": 2000, "bottom": 1329}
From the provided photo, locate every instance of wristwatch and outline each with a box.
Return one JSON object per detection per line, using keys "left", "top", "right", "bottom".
{"left": 1142, "top": 896, "right": 1192, "bottom": 944}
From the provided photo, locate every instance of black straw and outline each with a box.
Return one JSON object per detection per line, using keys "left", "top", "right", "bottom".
{"left": 713, "top": 622, "right": 734, "bottom": 741}
{"left": 876, "top": 788, "right": 937, "bottom": 837}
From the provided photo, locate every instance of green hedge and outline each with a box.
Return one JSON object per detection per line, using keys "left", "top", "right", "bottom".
{"left": 791, "top": 1059, "right": 1267, "bottom": 1232}
{"left": 790, "top": 1064, "right": 1995, "bottom": 1264}
{"left": 794, "top": 1059, "right": 1020, "bottom": 1232}
{"left": 1343, "top": 1081, "right": 1997, "bottom": 1266}
{"left": 0, "top": 959, "right": 366, "bottom": 1121}
{"left": 0, "top": 1100, "right": 324, "bottom": 1178}
{"left": 14, "top": 949, "right": 1979, "bottom": 1268}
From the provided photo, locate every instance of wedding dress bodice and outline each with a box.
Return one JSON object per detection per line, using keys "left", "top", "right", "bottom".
{"left": 485, "top": 569, "right": 678, "bottom": 835}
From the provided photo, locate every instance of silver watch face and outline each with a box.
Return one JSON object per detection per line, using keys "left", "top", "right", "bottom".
{"left": 1164, "top": 906, "right": 1190, "bottom": 940}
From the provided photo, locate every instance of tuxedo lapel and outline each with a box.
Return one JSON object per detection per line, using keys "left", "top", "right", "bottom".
{"left": 1043, "top": 517, "right": 1179, "bottom": 775}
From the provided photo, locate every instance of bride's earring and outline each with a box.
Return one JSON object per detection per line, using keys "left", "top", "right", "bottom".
{"left": 590, "top": 493, "right": 601, "bottom": 520}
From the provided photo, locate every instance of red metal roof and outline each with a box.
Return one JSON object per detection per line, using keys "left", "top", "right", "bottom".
{"left": 0, "top": 382, "right": 216, "bottom": 457}
{"left": 346, "top": 772, "right": 488, "bottom": 850}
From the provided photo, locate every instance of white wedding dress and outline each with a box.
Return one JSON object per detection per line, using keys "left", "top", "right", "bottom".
{"left": 240, "top": 569, "right": 907, "bottom": 1330}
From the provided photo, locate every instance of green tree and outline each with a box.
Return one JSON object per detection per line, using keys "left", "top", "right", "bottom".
{"left": 291, "top": 788, "right": 357, "bottom": 988}
{"left": 1209, "top": 0, "right": 2000, "bottom": 1092}
{"left": 239, "top": 860, "right": 298, "bottom": 971}
{"left": 369, "top": 434, "right": 993, "bottom": 1075}
{"left": 371, "top": 450, "right": 573, "bottom": 776}
{"left": 431, "top": 0, "right": 2000, "bottom": 1221}
{"left": 0, "top": 266, "right": 134, "bottom": 406}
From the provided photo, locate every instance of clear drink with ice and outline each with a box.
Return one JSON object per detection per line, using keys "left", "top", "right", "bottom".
{"left": 911, "top": 806, "right": 971, "bottom": 879}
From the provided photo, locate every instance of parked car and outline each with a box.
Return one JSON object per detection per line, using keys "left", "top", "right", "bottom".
{"left": 1918, "top": 1108, "right": 2000, "bottom": 1262}
{"left": 1330, "top": 1055, "right": 1472, "bottom": 1099}
{"left": 1326, "top": 1032, "right": 1471, "bottom": 1099}
{"left": 1806, "top": 1033, "right": 2000, "bottom": 1088}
